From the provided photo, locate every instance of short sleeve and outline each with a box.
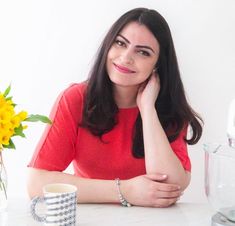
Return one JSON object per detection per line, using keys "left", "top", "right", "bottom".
{"left": 170, "top": 126, "right": 191, "bottom": 172}
{"left": 28, "top": 83, "right": 84, "bottom": 171}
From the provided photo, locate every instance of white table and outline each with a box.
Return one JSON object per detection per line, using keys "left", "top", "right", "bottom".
{"left": 0, "top": 197, "right": 215, "bottom": 226}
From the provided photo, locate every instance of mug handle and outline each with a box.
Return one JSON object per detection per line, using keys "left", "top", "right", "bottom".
{"left": 30, "top": 196, "right": 46, "bottom": 222}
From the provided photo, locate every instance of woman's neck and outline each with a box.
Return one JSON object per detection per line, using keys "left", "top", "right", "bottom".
{"left": 113, "top": 85, "right": 139, "bottom": 108}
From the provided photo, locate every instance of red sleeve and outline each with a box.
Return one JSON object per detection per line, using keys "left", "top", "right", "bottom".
{"left": 28, "top": 83, "right": 84, "bottom": 171}
{"left": 170, "top": 126, "right": 191, "bottom": 172}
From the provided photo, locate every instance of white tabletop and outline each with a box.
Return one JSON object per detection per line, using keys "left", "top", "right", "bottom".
{"left": 0, "top": 197, "right": 215, "bottom": 226}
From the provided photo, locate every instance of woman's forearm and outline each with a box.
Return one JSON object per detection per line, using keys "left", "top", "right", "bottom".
{"left": 141, "top": 107, "right": 190, "bottom": 189}
{"left": 27, "top": 168, "right": 119, "bottom": 203}
{"left": 27, "top": 168, "right": 183, "bottom": 207}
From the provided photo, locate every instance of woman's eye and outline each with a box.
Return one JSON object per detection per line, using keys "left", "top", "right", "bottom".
{"left": 138, "top": 50, "right": 150, "bottom": 57}
{"left": 115, "top": 40, "right": 125, "bottom": 47}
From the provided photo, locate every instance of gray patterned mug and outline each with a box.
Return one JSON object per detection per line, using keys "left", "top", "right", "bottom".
{"left": 30, "top": 183, "right": 77, "bottom": 226}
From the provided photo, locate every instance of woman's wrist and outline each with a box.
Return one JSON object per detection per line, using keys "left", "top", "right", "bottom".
{"left": 139, "top": 106, "right": 157, "bottom": 119}
{"left": 115, "top": 178, "right": 132, "bottom": 207}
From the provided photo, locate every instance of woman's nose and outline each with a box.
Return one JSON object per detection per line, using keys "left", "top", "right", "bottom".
{"left": 120, "top": 50, "right": 134, "bottom": 64}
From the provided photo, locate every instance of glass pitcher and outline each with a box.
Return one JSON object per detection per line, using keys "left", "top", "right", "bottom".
{"left": 204, "top": 142, "right": 235, "bottom": 222}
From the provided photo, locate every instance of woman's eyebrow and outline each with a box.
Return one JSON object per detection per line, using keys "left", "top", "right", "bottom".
{"left": 117, "top": 34, "right": 156, "bottom": 54}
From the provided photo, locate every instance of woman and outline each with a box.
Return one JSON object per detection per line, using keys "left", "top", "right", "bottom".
{"left": 28, "top": 8, "right": 202, "bottom": 208}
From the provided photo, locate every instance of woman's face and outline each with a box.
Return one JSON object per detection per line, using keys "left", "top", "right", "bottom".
{"left": 106, "top": 22, "right": 160, "bottom": 88}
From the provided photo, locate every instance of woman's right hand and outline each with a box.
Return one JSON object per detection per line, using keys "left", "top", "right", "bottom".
{"left": 121, "top": 174, "right": 182, "bottom": 207}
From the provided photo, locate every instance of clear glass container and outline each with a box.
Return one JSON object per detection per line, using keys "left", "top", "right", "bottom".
{"left": 0, "top": 151, "right": 8, "bottom": 212}
{"left": 204, "top": 143, "right": 235, "bottom": 222}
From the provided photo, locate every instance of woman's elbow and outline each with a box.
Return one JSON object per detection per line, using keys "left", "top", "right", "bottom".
{"left": 27, "top": 167, "right": 48, "bottom": 199}
{"left": 181, "top": 171, "right": 191, "bottom": 191}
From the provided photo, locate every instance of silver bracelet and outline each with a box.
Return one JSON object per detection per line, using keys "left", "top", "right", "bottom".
{"left": 115, "top": 178, "right": 132, "bottom": 207}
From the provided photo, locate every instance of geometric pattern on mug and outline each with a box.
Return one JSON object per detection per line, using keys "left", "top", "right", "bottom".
{"left": 45, "top": 195, "right": 76, "bottom": 205}
{"left": 45, "top": 193, "right": 76, "bottom": 200}
{"left": 44, "top": 193, "right": 77, "bottom": 226}
{"left": 46, "top": 207, "right": 76, "bottom": 217}
{"left": 45, "top": 213, "right": 76, "bottom": 224}
{"left": 48, "top": 202, "right": 76, "bottom": 211}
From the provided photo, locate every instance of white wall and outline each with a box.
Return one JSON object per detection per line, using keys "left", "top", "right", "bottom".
{"left": 0, "top": 0, "right": 234, "bottom": 202}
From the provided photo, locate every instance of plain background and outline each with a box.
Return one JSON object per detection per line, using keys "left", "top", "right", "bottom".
{"left": 0, "top": 0, "right": 235, "bottom": 203}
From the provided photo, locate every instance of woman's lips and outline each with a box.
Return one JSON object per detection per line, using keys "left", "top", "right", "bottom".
{"left": 113, "top": 63, "right": 136, "bottom": 74}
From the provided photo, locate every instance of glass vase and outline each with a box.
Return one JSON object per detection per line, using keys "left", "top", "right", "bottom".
{"left": 0, "top": 150, "right": 7, "bottom": 212}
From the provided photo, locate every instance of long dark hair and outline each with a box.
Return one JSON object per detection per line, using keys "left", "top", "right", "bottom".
{"left": 81, "top": 8, "right": 203, "bottom": 158}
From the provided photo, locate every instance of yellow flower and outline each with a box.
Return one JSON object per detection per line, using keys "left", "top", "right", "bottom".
{"left": 0, "top": 84, "right": 51, "bottom": 149}
{"left": 10, "top": 115, "right": 21, "bottom": 129}
{"left": 17, "top": 111, "right": 28, "bottom": 121}
{"left": 0, "top": 110, "right": 12, "bottom": 122}
{"left": 0, "top": 130, "right": 12, "bottom": 145}
{"left": 0, "top": 121, "right": 12, "bottom": 131}
{"left": 0, "top": 94, "right": 5, "bottom": 108}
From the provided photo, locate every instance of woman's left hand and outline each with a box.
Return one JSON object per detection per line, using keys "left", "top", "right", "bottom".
{"left": 136, "top": 72, "right": 160, "bottom": 113}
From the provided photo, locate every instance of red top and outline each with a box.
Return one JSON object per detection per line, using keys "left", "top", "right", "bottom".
{"left": 28, "top": 82, "right": 191, "bottom": 180}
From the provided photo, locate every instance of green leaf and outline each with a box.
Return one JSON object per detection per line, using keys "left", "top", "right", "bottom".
{"left": 5, "top": 96, "right": 13, "bottom": 101}
{"left": 3, "top": 84, "right": 11, "bottom": 97}
{"left": 14, "top": 124, "right": 26, "bottom": 137}
{"left": 3, "top": 139, "right": 16, "bottom": 149}
{"left": 24, "top": 114, "right": 52, "bottom": 124}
